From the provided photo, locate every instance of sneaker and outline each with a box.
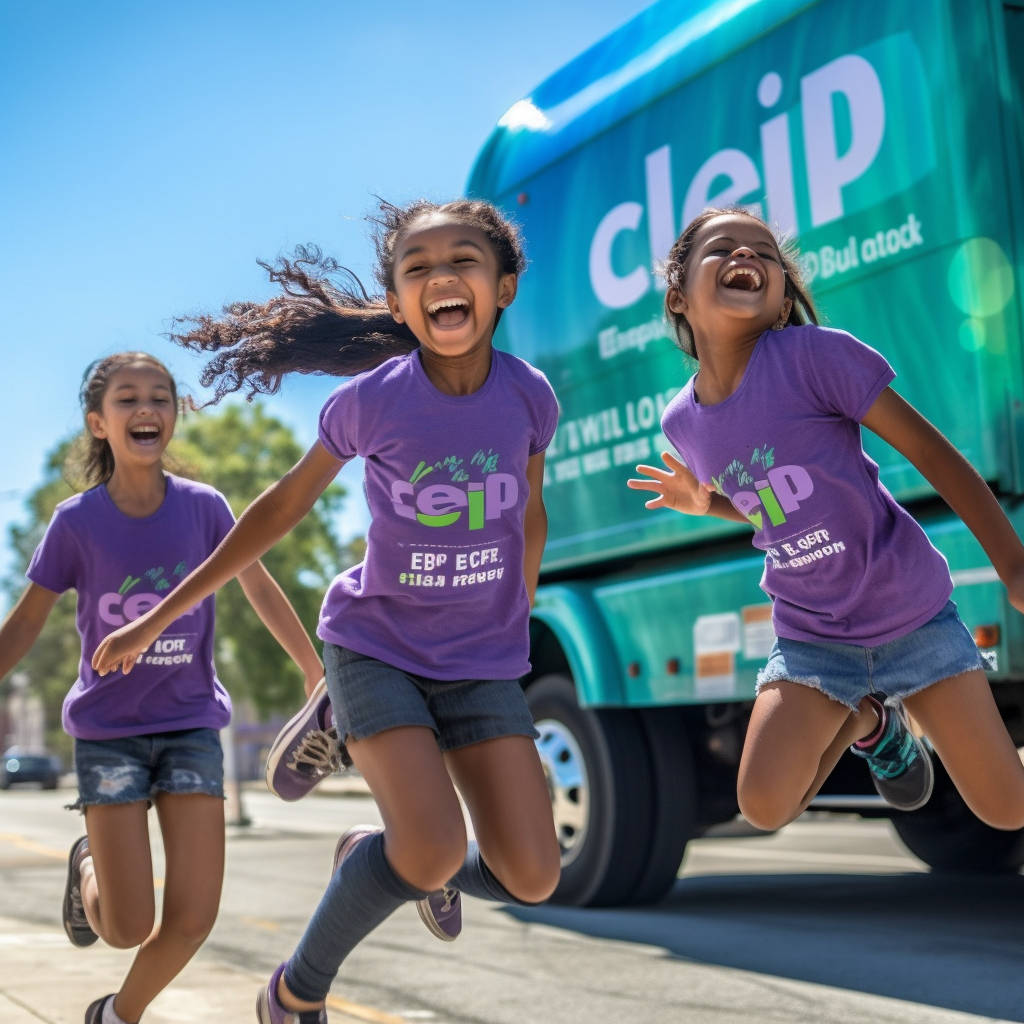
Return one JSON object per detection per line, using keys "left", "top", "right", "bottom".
{"left": 84, "top": 994, "right": 115, "bottom": 1024}
{"left": 332, "top": 826, "right": 462, "bottom": 942}
{"left": 64, "top": 835, "right": 98, "bottom": 947}
{"left": 851, "top": 699, "right": 934, "bottom": 812}
{"left": 416, "top": 885, "right": 462, "bottom": 942}
{"left": 256, "top": 962, "right": 326, "bottom": 1024}
{"left": 331, "top": 824, "right": 382, "bottom": 875}
{"left": 265, "top": 678, "right": 344, "bottom": 801}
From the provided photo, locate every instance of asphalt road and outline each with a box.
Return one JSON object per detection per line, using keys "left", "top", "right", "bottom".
{"left": 2, "top": 784, "right": 1022, "bottom": 1024}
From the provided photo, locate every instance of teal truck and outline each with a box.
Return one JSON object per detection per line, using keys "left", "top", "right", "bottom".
{"left": 468, "top": 0, "right": 1024, "bottom": 905}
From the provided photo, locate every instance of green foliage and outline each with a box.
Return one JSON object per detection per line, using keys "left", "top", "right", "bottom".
{"left": 2, "top": 403, "right": 362, "bottom": 751}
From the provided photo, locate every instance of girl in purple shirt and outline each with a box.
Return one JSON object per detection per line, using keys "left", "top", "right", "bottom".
{"left": 629, "top": 207, "right": 1024, "bottom": 840}
{"left": 92, "top": 200, "right": 561, "bottom": 1024}
{"left": 0, "top": 352, "right": 324, "bottom": 1024}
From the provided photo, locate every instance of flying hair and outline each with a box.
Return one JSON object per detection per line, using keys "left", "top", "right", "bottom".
{"left": 169, "top": 198, "right": 527, "bottom": 404}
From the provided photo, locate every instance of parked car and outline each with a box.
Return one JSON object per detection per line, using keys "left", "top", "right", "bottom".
{"left": 0, "top": 751, "right": 61, "bottom": 790}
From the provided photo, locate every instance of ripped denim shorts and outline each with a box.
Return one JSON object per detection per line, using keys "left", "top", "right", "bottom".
{"left": 755, "top": 599, "right": 987, "bottom": 711}
{"left": 70, "top": 727, "right": 224, "bottom": 810}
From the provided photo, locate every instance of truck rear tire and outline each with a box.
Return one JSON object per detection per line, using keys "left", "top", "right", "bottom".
{"left": 624, "top": 708, "right": 696, "bottom": 904}
{"left": 890, "top": 758, "right": 1024, "bottom": 872}
{"left": 527, "top": 674, "right": 655, "bottom": 906}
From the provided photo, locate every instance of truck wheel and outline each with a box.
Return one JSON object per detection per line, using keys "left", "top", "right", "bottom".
{"left": 624, "top": 708, "right": 697, "bottom": 904}
{"left": 890, "top": 757, "right": 1024, "bottom": 872}
{"left": 527, "top": 674, "right": 655, "bottom": 906}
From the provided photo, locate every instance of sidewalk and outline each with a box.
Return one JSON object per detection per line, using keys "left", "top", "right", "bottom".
{"left": 0, "top": 916, "right": 402, "bottom": 1024}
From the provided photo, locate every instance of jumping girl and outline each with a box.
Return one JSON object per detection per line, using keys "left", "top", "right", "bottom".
{"left": 0, "top": 352, "right": 325, "bottom": 1024}
{"left": 628, "top": 207, "right": 1024, "bottom": 835}
{"left": 92, "top": 199, "right": 562, "bottom": 1024}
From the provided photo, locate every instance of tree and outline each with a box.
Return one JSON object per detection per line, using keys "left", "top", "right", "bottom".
{"left": 2, "top": 402, "right": 362, "bottom": 757}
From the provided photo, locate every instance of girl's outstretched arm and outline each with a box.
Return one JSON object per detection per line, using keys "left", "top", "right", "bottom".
{"left": 523, "top": 452, "right": 548, "bottom": 607}
{"left": 236, "top": 561, "right": 324, "bottom": 697}
{"left": 628, "top": 451, "right": 750, "bottom": 523}
{"left": 92, "top": 441, "right": 344, "bottom": 675}
{"left": 0, "top": 583, "right": 61, "bottom": 680}
{"left": 862, "top": 387, "right": 1024, "bottom": 611}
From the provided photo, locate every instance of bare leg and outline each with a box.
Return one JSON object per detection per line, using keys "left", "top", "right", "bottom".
{"left": 904, "top": 669, "right": 1024, "bottom": 829}
{"left": 278, "top": 726, "right": 466, "bottom": 1014}
{"left": 738, "top": 681, "right": 879, "bottom": 831}
{"left": 112, "top": 794, "right": 225, "bottom": 1023}
{"left": 445, "top": 736, "right": 560, "bottom": 904}
{"left": 80, "top": 802, "right": 155, "bottom": 948}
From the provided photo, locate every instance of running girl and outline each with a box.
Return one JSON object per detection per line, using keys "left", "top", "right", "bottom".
{"left": 0, "top": 352, "right": 324, "bottom": 1024}
{"left": 628, "top": 207, "right": 1024, "bottom": 835}
{"left": 92, "top": 199, "right": 562, "bottom": 1024}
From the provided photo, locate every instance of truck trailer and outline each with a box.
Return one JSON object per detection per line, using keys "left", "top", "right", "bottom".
{"left": 468, "top": 0, "right": 1024, "bottom": 905}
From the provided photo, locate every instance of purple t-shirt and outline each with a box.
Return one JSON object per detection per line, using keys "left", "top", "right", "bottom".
{"left": 317, "top": 349, "right": 558, "bottom": 680}
{"left": 661, "top": 325, "right": 952, "bottom": 646}
{"left": 27, "top": 475, "right": 235, "bottom": 740}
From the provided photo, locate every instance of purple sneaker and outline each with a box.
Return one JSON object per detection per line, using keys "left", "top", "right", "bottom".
{"left": 331, "top": 824, "right": 382, "bottom": 874}
{"left": 417, "top": 885, "right": 462, "bottom": 942}
{"left": 256, "top": 962, "right": 327, "bottom": 1024}
{"left": 332, "top": 826, "right": 462, "bottom": 942}
{"left": 265, "top": 678, "right": 345, "bottom": 802}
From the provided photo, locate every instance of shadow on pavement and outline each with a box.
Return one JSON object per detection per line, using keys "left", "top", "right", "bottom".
{"left": 506, "top": 872, "right": 1024, "bottom": 1022}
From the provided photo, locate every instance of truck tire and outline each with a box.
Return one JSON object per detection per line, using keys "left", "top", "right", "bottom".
{"left": 527, "top": 674, "right": 655, "bottom": 906}
{"left": 624, "top": 708, "right": 697, "bottom": 904}
{"left": 890, "top": 757, "right": 1024, "bottom": 872}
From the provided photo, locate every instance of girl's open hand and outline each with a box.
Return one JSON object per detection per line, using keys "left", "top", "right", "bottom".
{"left": 628, "top": 451, "right": 714, "bottom": 515}
{"left": 92, "top": 611, "right": 167, "bottom": 676}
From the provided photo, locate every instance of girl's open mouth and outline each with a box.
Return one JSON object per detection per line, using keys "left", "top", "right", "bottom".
{"left": 427, "top": 297, "right": 470, "bottom": 328}
{"left": 721, "top": 266, "right": 763, "bottom": 291}
{"left": 129, "top": 424, "right": 161, "bottom": 445}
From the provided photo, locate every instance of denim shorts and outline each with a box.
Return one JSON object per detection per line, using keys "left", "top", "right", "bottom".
{"left": 71, "top": 727, "right": 224, "bottom": 810}
{"left": 756, "top": 599, "right": 986, "bottom": 711}
{"left": 324, "top": 643, "right": 539, "bottom": 752}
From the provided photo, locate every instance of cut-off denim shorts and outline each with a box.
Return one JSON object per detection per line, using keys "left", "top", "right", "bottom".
{"left": 324, "top": 643, "right": 539, "bottom": 752}
{"left": 70, "top": 727, "right": 224, "bottom": 811}
{"left": 756, "top": 599, "right": 987, "bottom": 712}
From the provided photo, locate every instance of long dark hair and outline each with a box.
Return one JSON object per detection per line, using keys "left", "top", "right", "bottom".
{"left": 65, "top": 352, "right": 178, "bottom": 489}
{"left": 170, "top": 198, "right": 527, "bottom": 404}
{"left": 662, "top": 206, "right": 819, "bottom": 359}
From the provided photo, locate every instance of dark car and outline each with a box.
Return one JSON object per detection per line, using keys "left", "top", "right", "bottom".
{"left": 0, "top": 752, "right": 61, "bottom": 790}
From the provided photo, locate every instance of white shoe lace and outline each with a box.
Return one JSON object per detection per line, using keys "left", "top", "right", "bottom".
{"left": 287, "top": 729, "right": 343, "bottom": 779}
{"left": 440, "top": 886, "right": 458, "bottom": 912}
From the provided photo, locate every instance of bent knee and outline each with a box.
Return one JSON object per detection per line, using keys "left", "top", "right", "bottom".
{"left": 972, "top": 798, "right": 1024, "bottom": 832}
{"left": 389, "top": 830, "right": 467, "bottom": 892}
{"left": 737, "top": 787, "right": 797, "bottom": 833}
{"left": 162, "top": 909, "right": 217, "bottom": 949}
{"left": 102, "top": 909, "right": 154, "bottom": 948}
{"left": 495, "top": 844, "right": 562, "bottom": 904}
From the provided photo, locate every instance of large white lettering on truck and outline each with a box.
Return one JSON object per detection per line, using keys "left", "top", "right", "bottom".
{"left": 589, "top": 52, "right": 887, "bottom": 309}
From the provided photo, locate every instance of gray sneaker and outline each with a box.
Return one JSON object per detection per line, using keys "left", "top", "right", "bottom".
{"left": 84, "top": 994, "right": 115, "bottom": 1024}
{"left": 332, "top": 826, "right": 462, "bottom": 941}
{"left": 64, "top": 835, "right": 98, "bottom": 947}
{"left": 851, "top": 700, "right": 934, "bottom": 812}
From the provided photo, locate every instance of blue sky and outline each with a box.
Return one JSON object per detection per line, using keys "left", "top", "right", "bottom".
{"left": 1, "top": 0, "right": 653, "bottom": 612}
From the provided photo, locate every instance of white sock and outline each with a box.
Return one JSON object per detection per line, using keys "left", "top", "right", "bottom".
{"left": 79, "top": 855, "right": 95, "bottom": 887}
{"left": 102, "top": 995, "right": 130, "bottom": 1024}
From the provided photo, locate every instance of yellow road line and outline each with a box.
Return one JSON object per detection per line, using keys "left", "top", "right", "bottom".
{"left": 325, "top": 995, "right": 409, "bottom": 1024}
{"left": 240, "top": 915, "right": 279, "bottom": 932}
{"left": 0, "top": 832, "right": 67, "bottom": 860}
